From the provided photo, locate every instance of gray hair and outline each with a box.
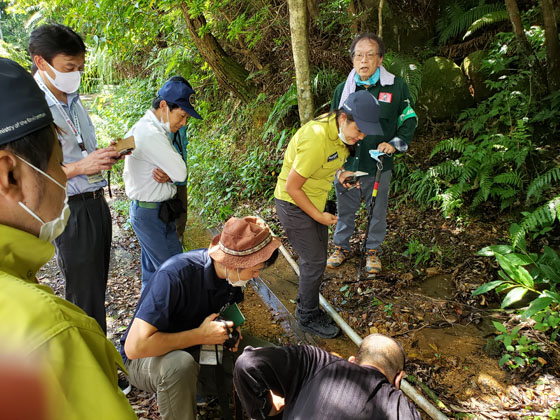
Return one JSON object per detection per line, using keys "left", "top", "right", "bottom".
{"left": 349, "top": 33, "right": 385, "bottom": 60}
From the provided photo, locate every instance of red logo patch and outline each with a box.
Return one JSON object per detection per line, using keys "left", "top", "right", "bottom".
{"left": 378, "top": 92, "right": 392, "bottom": 103}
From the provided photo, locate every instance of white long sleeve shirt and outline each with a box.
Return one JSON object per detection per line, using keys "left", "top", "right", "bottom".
{"left": 123, "top": 110, "right": 187, "bottom": 202}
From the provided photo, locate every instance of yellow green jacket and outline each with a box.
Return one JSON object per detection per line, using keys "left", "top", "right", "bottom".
{"left": 274, "top": 114, "right": 349, "bottom": 211}
{"left": 0, "top": 224, "right": 137, "bottom": 420}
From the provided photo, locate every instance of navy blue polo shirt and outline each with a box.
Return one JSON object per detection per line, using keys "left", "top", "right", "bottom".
{"left": 120, "top": 249, "right": 243, "bottom": 362}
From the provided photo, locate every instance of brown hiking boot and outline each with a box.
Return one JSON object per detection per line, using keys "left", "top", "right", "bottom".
{"left": 365, "top": 249, "right": 382, "bottom": 275}
{"left": 327, "top": 246, "right": 351, "bottom": 269}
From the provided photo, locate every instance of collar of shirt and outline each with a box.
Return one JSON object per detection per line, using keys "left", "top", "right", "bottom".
{"left": 0, "top": 224, "right": 54, "bottom": 281}
{"left": 202, "top": 250, "right": 237, "bottom": 291}
{"left": 42, "top": 89, "right": 80, "bottom": 110}
{"left": 145, "top": 109, "right": 173, "bottom": 144}
{"left": 327, "top": 113, "right": 340, "bottom": 143}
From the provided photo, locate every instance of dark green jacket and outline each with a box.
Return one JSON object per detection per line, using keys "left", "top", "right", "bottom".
{"left": 330, "top": 72, "right": 416, "bottom": 174}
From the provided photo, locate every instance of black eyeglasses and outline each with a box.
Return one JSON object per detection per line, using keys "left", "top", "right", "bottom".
{"left": 353, "top": 51, "right": 379, "bottom": 60}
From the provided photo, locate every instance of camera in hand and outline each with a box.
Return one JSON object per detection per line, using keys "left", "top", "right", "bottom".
{"left": 344, "top": 175, "right": 358, "bottom": 185}
{"left": 216, "top": 316, "right": 240, "bottom": 350}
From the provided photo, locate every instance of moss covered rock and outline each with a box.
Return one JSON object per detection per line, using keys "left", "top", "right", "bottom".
{"left": 462, "top": 50, "right": 493, "bottom": 103}
{"left": 417, "top": 56, "right": 474, "bottom": 121}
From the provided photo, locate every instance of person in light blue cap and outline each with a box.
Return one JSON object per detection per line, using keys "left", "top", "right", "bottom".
{"left": 123, "top": 77, "right": 202, "bottom": 291}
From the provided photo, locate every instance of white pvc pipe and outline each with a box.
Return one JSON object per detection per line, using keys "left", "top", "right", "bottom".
{"left": 278, "top": 244, "right": 449, "bottom": 420}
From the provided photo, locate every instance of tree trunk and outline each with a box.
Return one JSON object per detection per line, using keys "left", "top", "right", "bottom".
{"left": 306, "top": 0, "right": 319, "bottom": 22}
{"left": 180, "top": 4, "right": 255, "bottom": 103}
{"left": 288, "top": 0, "right": 315, "bottom": 123}
{"left": 541, "top": 0, "right": 560, "bottom": 91}
{"left": 504, "top": 0, "right": 549, "bottom": 97}
{"left": 348, "top": 1, "right": 359, "bottom": 35}
{"left": 378, "top": 0, "right": 385, "bottom": 37}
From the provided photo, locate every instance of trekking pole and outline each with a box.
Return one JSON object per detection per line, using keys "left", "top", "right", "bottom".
{"left": 356, "top": 153, "right": 385, "bottom": 282}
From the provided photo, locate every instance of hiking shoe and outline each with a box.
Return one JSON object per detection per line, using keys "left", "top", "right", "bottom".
{"left": 295, "top": 307, "right": 335, "bottom": 326}
{"left": 118, "top": 377, "right": 132, "bottom": 396}
{"left": 297, "top": 312, "right": 340, "bottom": 339}
{"left": 365, "top": 249, "right": 382, "bottom": 276}
{"left": 327, "top": 246, "right": 351, "bottom": 269}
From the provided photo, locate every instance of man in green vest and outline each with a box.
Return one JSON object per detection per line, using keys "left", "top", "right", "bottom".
{"left": 327, "top": 33, "right": 417, "bottom": 276}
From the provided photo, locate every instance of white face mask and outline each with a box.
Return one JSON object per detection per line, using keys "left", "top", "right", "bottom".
{"left": 338, "top": 120, "right": 351, "bottom": 145}
{"left": 44, "top": 61, "right": 81, "bottom": 94}
{"left": 16, "top": 156, "right": 70, "bottom": 243}
{"left": 226, "top": 268, "right": 251, "bottom": 288}
{"left": 160, "top": 106, "right": 172, "bottom": 134}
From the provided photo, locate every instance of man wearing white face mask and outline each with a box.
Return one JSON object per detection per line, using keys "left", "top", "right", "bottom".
{"left": 29, "top": 24, "right": 121, "bottom": 333}
{"left": 123, "top": 77, "right": 202, "bottom": 291}
{"left": 0, "top": 58, "right": 136, "bottom": 420}
{"left": 120, "top": 216, "right": 281, "bottom": 420}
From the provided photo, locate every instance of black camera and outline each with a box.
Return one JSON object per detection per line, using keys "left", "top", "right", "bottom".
{"left": 344, "top": 175, "right": 358, "bottom": 185}
{"left": 216, "top": 316, "right": 240, "bottom": 350}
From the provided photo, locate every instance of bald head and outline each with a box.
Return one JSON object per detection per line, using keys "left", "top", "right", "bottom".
{"left": 355, "top": 334, "right": 405, "bottom": 383}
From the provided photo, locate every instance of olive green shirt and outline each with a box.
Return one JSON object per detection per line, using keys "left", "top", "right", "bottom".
{"left": 274, "top": 114, "right": 349, "bottom": 211}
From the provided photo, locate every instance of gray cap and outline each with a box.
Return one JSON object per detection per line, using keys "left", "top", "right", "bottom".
{"left": 342, "top": 90, "right": 383, "bottom": 136}
{"left": 0, "top": 58, "right": 53, "bottom": 146}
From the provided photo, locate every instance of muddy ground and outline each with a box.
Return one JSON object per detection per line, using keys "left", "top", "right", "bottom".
{"left": 37, "top": 184, "right": 560, "bottom": 419}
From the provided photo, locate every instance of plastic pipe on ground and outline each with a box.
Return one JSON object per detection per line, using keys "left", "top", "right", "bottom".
{"left": 278, "top": 244, "right": 449, "bottom": 420}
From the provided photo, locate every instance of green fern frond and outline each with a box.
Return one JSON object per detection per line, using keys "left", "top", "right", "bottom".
{"left": 262, "top": 84, "right": 298, "bottom": 141}
{"left": 494, "top": 171, "right": 523, "bottom": 188}
{"left": 490, "top": 186, "right": 518, "bottom": 199}
{"left": 526, "top": 167, "right": 560, "bottom": 202}
{"left": 430, "top": 137, "right": 467, "bottom": 159}
{"left": 458, "top": 160, "right": 479, "bottom": 184}
{"left": 433, "top": 160, "right": 463, "bottom": 180}
{"left": 471, "top": 189, "right": 487, "bottom": 209}
{"left": 512, "top": 195, "right": 560, "bottom": 247}
{"left": 477, "top": 166, "right": 493, "bottom": 200}
{"left": 463, "top": 10, "right": 509, "bottom": 40}
{"left": 383, "top": 53, "right": 422, "bottom": 104}
{"left": 438, "top": 3, "right": 506, "bottom": 45}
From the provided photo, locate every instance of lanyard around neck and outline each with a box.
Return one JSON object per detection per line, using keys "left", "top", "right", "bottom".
{"left": 34, "top": 72, "right": 88, "bottom": 157}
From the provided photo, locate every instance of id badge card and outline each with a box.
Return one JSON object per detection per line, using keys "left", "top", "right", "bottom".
{"left": 87, "top": 172, "right": 105, "bottom": 184}
{"left": 199, "top": 345, "right": 223, "bottom": 365}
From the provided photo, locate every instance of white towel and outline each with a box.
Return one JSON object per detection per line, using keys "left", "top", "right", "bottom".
{"left": 337, "top": 66, "right": 395, "bottom": 109}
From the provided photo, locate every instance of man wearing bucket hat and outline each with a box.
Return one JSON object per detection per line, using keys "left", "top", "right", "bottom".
{"left": 0, "top": 58, "right": 136, "bottom": 419}
{"left": 274, "top": 90, "right": 382, "bottom": 339}
{"left": 124, "top": 76, "right": 203, "bottom": 290}
{"left": 120, "top": 216, "right": 280, "bottom": 420}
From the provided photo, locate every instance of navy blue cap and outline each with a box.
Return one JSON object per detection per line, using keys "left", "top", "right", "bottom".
{"left": 158, "top": 80, "right": 202, "bottom": 120}
{"left": 342, "top": 90, "right": 383, "bottom": 136}
{"left": 0, "top": 58, "right": 53, "bottom": 145}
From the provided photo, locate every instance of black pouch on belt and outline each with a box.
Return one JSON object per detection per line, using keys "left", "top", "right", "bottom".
{"left": 158, "top": 198, "right": 186, "bottom": 223}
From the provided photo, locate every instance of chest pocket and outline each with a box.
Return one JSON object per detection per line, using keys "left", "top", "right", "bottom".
{"left": 321, "top": 151, "right": 343, "bottom": 171}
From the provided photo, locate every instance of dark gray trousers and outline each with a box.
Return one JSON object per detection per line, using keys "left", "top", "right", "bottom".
{"left": 333, "top": 169, "right": 392, "bottom": 252}
{"left": 55, "top": 195, "right": 112, "bottom": 333}
{"left": 275, "top": 198, "right": 327, "bottom": 312}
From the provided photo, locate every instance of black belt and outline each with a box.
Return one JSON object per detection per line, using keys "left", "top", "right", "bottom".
{"left": 68, "top": 188, "right": 104, "bottom": 202}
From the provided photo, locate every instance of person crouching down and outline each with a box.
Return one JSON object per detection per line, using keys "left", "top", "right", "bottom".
{"left": 120, "top": 216, "right": 281, "bottom": 420}
{"left": 234, "top": 334, "right": 421, "bottom": 420}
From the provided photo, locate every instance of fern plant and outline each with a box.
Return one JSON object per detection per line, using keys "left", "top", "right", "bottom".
{"left": 436, "top": 0, "right": 506, "bottom": 45}
{"left": 526, "top": 167, "right": 560, "bottom": 203}
{"left": 511, "top": 196, "right": 560, "bottom": 247}
{"left": 463, "top": 9, "right": 509, "bottom": 40}
{"left": 382, "top": 53, "right": 422, "bottom": 104}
